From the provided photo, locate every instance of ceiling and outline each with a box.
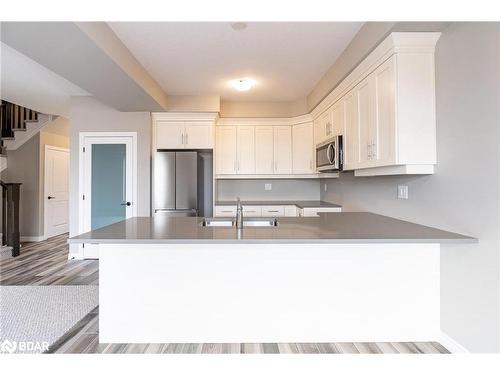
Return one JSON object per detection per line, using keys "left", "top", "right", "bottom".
{"left": 108, "top": 22, "right": 363, "bottom": 102}
{"left": 0, "top": 42, "right": 89, "bottom": 117}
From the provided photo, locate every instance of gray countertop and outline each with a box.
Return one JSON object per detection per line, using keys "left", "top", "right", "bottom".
{"left": 215, "top": 200, "right": 342, "bottom": 209}
{"left": 68, "top": 212, "right": 477, "bottom": 244}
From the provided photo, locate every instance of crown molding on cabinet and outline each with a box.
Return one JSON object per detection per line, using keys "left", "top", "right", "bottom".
{"left": 152, "top": 112, "right": 219, "bottom": 122}
{"left": 310, "top": 32, "right": 441, "bottom": 120}
{"left": 217, "top": 114, "right": 313, "bottom": 127}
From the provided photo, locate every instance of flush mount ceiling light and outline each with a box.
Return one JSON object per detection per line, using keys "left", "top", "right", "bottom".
{"left": 229, "top": 78, "right": 256, "bottom": 92}
{"left": 231, "top": 22, "right": 247, "bottom": 31}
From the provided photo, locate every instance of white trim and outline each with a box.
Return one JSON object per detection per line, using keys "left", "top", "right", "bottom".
{"left": 78, "top": 132, "right": 138, "bottom": 259}
{"left": 44, "top": 145, "right": 70, "bottom": 240}
{"left": 353, "top": 164, "right": 435, "bottom": 177}
{"left": 439, "top": 332, "right": 469, "bottom": 353}
{"left": 152, "top": 112, "right": 219, "bottom": 122}
{"left": 216, "top": 114, "right": 313, "bottom": 127}
{"left": 20, "top": 235, "right": 46, "bottom": 242}
{"left": 215, "top": 173, "right": 339, "bottom": 180}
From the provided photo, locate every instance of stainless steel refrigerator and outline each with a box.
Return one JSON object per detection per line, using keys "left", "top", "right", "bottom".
{"left": 153, "top": 151, "right": 212, "bottom": 218}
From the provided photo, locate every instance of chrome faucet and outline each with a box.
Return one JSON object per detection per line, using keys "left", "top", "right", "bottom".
{"left": 236, "top": 197, "right": 243, "bottom": 229}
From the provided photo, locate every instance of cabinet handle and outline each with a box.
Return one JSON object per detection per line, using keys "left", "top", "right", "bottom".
{"left": 371, "top": 142, "right": 376, "bottom": 159}
{"left": 181, "top": 133, "right": 184, "bottom": 145}
{"left": 367, "top": 143, "right": 372, "bottom": 160}
{"left": 185, "top": 133, "right": 188, "bottom": 146}
{"left": 267, "top": 210, "right": 279, "bottom": 213}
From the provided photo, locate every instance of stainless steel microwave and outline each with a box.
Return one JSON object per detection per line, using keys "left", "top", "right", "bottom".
{"left": 316, "top": 135, "right": 343, "bottom": 172}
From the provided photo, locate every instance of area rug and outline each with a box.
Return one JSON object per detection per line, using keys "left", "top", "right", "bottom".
{"left": 0, "top": 285, "right": 98, "bottom": 353}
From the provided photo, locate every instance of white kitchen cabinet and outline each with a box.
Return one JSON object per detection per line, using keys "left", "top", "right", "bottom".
{"left": 284, "top": 205, "right": 298, "bottom": 217}
{"left": 184, "top": 122, "right": 213, "bottom": 149}
{"left": 215, "top": 126, "right": 237, "bottom": 174}
{"left": 330, "top": 101, "right": 345, "bottom": 137}
{"left": 261, "top": 206, "right": 285, "bottom": 217}
{"left": 292, "top": 122, "right": 314, "bottom": 174}
{"left": 255, "top": 126, "right": 274, "bottom": 174}
{"left": 214, "top": 206, "right": 236, "bottom": 217}
{"left": 343, "top": 91, "right": 359, "bottom": 171}
{"left": 156, "top": 121, "right": 185, "bottom": 149}
{"left": 312, "top": 33, "right": 439, "bottom": 176}
{"left": 243, "top": 206, "right": 262, "bottom": 217}
{"left": 352, "top": 56, "right": 397, "bottom": 170}
{"left": 155, "top": 121, "right": 213, "bottom": 150}
{"left": 314, "top": 110, "right": 332, "bottom": 145}
{"left": 236, "top": 126, "right": 255, "bottom": 174}
{"left": 301, "top": 207, "right": 342, "bottom": 217}
{"left": 273, "top": 127, "right": 292, "bottom": 174}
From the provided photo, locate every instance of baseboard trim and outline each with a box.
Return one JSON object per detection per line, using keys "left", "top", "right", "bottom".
{"left": 20, "top": 235, "right": 46, "bottom": 242}
{"left": 439, "top": 331, "right": 469, "bottom": 353}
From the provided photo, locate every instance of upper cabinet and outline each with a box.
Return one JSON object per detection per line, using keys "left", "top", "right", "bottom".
{"left": 292, "top": 122, "right": 314, "bottom": 174}
{"left": 215, "top": 117, "right": 316, "bottom": 177}
{"left": 152, "top": 113, "right": 218, "bottom": 150}
{"left": 273, "top": 127, "right": 293, "bottom": 174}
{"left": 255, "top": 126, "right": 274, "bottom": 174}
{"left": 312, "top": 32, "right": 441, "bottom": 176}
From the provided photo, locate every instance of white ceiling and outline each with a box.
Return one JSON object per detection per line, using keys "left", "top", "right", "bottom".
{"left": 108, "top": 22, "right": 363, "bottom": 102}
{"left": 1, "top": 42, "right": 89, "bottom": 116}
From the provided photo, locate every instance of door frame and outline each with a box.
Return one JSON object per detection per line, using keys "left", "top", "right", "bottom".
{"left": 44, "top": 145, "right": 70, "bottom": 240}
{"left": 78, "top": 132, "right": 138, "bottom": 242}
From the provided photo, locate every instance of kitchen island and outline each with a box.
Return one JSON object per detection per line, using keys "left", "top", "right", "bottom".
{"left": 69, "top": 213, "right": 475, "bottom": 344}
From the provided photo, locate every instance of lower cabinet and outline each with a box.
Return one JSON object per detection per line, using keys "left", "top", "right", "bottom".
{"left": 213, "top": 205, "right": 339, "bottom": 218}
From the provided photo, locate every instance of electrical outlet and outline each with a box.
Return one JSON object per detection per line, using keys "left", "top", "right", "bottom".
{"left": 264, "top": 183, "right": 272, "bottom": 191}
{"left": 324, "top": 183, "right": 328, "bottom": 192}
{"left": 397, "top": 185, "right": 409, "bottom": 200}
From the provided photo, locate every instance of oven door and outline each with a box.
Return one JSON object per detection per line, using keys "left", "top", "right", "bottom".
{"left": 316, "top": 140, "right": 338, "bottom": 171}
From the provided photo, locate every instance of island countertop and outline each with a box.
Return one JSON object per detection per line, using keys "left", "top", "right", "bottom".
{"left": 68, "top": 212, "right": 477, "bottom": 244}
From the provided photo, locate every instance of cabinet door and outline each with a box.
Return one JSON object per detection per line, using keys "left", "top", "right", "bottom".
{"left": 243, "top": 205, "right": 262, "bottom": 217}
{"left": 156, "top": 121, "right": 185, "bottom": 149}
{"left": 215, "top": 126, "right": 237, "bottom": 174}
{"left": 355, "top": 76, "right": 376, "bottom": 166}
{"left": 373, "top": 56, "right": 396, "bottom": 166}
{"left": 261, "top": 206, "right": 285, "bottom": 217}
{"left": 184, "top": 122, "right": 213, "bottom": 149}
{"left": 236, "top": 126, "right": 255, "bottom": 174}
{"left": 317, "top": 110, "right": 332, "bottom": 144}
{"left": 330, "top": 101, "right": 345, "bottom": 137}
{"left": 255, "top": 126, "right": 274, "bottom": 174}
{"left": 273, "top": 126, "right": 292, "bottom": 174}
{"left": 292, "top": 122, "right": 314, "bottom": 174}
{"left": 343, "top": 91, "right": 359, "bottom": 170}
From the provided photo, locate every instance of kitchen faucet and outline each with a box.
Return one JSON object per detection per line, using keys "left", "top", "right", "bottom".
{"left": 236, "top": 197, "right": 243, "bottom": 229}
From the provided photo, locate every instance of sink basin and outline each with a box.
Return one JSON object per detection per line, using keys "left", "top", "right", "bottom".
{"left": 201, "top": 218, "right": 278, "bottom": 227}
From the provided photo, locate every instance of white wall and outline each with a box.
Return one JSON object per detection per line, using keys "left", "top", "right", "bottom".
{"left": 320, "top": 23, "right": 500, "bottom": 352}
{"left": 68, "top": 96, "right": 151, "bottom": 255}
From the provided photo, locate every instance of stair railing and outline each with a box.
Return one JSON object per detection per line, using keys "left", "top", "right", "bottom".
{"left": 1, "top": 181, "right": 21, "bottom": 257}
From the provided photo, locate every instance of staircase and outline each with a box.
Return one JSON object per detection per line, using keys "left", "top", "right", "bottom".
{"left": 0, "top": 100, "right": 44, "bottom": 257}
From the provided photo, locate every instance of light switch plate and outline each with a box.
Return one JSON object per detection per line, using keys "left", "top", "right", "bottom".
{"left": 264, "top": 183, "right": 272, "bottom": 191}
{"left": 397, "top": 185, "right": 409, "bottom": 199}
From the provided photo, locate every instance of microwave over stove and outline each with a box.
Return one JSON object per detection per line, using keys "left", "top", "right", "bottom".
{"left": 316, "top": 135, "right": 343, "bottom": 172}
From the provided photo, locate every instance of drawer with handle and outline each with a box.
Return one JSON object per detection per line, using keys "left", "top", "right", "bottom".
{"left": 261, "top": 206, "right": 285, "bottom": 217}
{"left": 243, "top": 206, "right": 262, "bottom": 217}
{"left": 214, "top": 206, "right": 236, "bottom": 217}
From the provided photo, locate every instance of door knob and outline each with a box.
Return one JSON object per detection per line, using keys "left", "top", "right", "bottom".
{"left": 47, "top": 196, "right": 55, "bottom": 199}
{"left": 120, "top": 202, "right": 132, "bottom": 206}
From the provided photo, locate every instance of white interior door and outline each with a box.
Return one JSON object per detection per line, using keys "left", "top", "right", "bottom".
{"left": 81, "top": 134, "right": 137, "bottom": 233}
{"left": 44, "top": 146, "right": 69, "bottom": 238}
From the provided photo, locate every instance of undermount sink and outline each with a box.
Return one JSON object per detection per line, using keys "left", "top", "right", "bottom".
{"left": 201, "top": 218, "right": 278, "bottom": 227}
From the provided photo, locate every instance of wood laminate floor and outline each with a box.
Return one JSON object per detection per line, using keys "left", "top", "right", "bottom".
{"left": 1, "top": 234, "right": 450, "bottom": 354}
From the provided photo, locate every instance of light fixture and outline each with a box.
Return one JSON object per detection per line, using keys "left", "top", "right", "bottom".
{"left": 229, "top": 78, "right": 256, "bottom": 92}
